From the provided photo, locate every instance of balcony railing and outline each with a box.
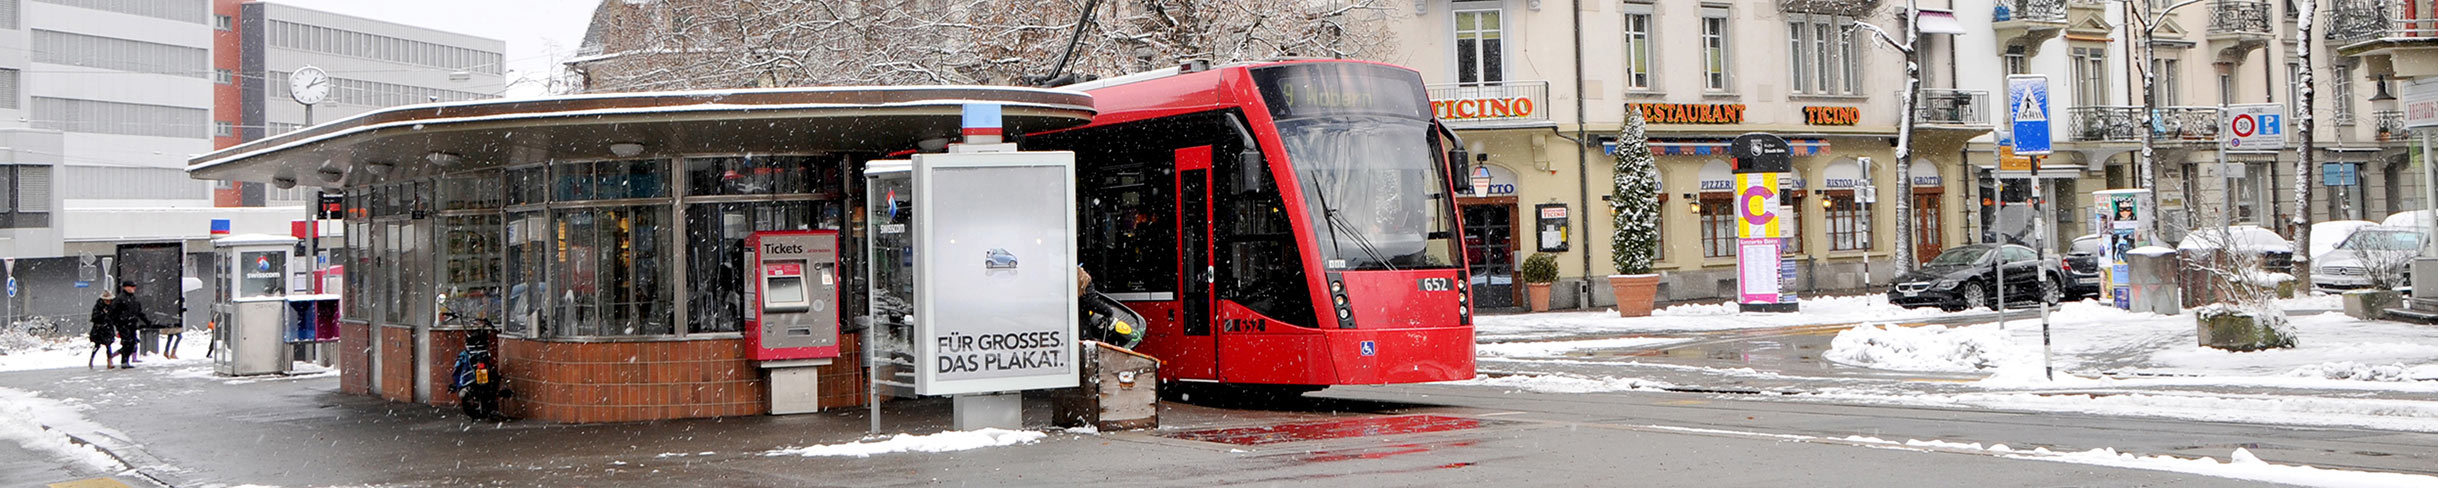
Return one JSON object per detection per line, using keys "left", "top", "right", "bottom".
{"left": 1426, "top": 80, "right": 1553, "bottom": 126}
{"left": 2376, "top": 110, "right": 2408, "bottom": 142}
{"left": 1996, "top": 0, "right": 2069, "bottom": 23}
{"left": 2330, "top": 0, "right": 2438, "bottom": 43}
{"left": 1915, "top": 89, "right": 1990, "bottom": 125}
{"left": 2067, "top": 106, "right": 2221, "bottom": 142}
{"left": 2211, "top": 1, "right": 2273, "bottom": 36}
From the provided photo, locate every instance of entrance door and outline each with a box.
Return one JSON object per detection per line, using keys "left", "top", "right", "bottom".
{"left": 1460, "top": 202, "right": 1517, "bottom": 308}
{"left": 1175, "top": 150, "right": 1217, "bottom": 380}
{"left": 1913, "top": 192, "right": 1943, "bottom": 265}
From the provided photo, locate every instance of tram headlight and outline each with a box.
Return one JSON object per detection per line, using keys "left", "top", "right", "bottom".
{"left": 1331, "top": 280, "right": 1344, "bottom": 293}
{"left": 1337, "top": 308, "right": 1351, "bottom": 319}
{"left": 1333, "top": 294, "right": 1347, "bottom": 305}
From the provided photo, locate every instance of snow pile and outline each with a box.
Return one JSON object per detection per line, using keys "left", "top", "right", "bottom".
{"left": 1478, "top": 294, "right": 1943, "bottom": 341}
{"left": 0, "top": 387, "right": 123, "bottom": 472}
{"left": 1823, "top": 324, "right": 2032, "bottom": 373}
{"left": 1443, "top": 372, "right": 1673, "bottom": 393}
{"left": 1, "top": 333, "right": 210, "bottom": 372}
{"left": 2285, "top": 362, "right": 2438, "bottom": 382}
{"left": 1475, "top": 337, "right": 1683, "bottom": 358}
{"left": 0, "top": 328, "right": 52, "bottom": 355}
{"left": 762, "top": 429, "right": 1045, "bottom": 458}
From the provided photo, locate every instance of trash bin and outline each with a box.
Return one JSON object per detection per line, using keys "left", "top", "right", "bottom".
{"left": 2127, "top": 246, "right": 2180, "bottom": 315}
{"left": 1051, "top": 341, "right": 1161, "bottom": 431}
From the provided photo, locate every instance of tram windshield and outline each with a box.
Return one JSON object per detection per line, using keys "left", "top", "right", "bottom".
{"left": 1254, "top": 63, "right": 1458, "bottom": 271}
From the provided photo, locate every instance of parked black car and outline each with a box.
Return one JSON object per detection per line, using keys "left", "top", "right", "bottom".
{"left": 2062, "top": 234, "right": 2103, "bottom": 300}
{"left": 1889, "top": 244, "right": 2063, "bottom": 311}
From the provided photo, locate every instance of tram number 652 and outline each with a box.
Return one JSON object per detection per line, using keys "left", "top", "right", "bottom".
{"left": 1417, "top": 278, "right": 1454, "bottom": 292}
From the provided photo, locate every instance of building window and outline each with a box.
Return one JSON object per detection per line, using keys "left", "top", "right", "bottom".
{"left": 2071, "top": 46, "right": 2108, "bottom": 106}
{"left": 685, "top": 201, "right": 823, "bottom": 334}
{"left": 2219, "top": 72, "right": 2235, "bottom": 105}
{"left": 213, "top": 13, "right": 231, "bottom": 30}
{"left": 1787, "top": 14, "right": 1858, "bottom": 95}
{"left": 2332, "top": 64, "right": 2354, "bottom": 124}
{"left": 2327, "top": 162, "right": 2364, "bottom": 220}
{"left": 2003, "top": 46, "right": 2027, "bottom": 76}
{"left": 1454, "top": 9, "right": 1504, "bottom": 84}
{"left": 548, "top": 205, "right": 672, "bottom": 337}
{"left": 31, "top": 97, "right": 210, "bottom": 138}
{"left": 1783, "top": 195, "right": 1804, "bottom": 254}
{"left": 33, "top": 0, "right": 206, "bottom": 23}
{"left": 0, "top": 0, "right": 17, "bottom": 30}
{"left": 212, "top": 120, "right": 233, "bottom": 137}
{"left": 214, "top": 69, "right": 232, "bottom": 84}
{"left": 1828, "top": 193, "right": 1871, "bottom": 251}
{"left": 31, "top": 30, "right": 209, "bottom": 78}
{"left": 1702, "top": 12, "right": 1732, "bottom": 91}
{"left": 439, "top": 213, "right": 501, "bottom": 327}
{"left": 1623, "top": 10, "right": 1653, "bottom": 90}
{"left": 0, "top": 68, "right": 17, "bottom": 109}
{"left": 2152, "top": 58, "right": 2180, "bottom": 106}
{"left": 1701, "top": 193, "right": 1735, "bottom": 257}
{"left": 0, "top": 165, "right": 52, "bottom": 229}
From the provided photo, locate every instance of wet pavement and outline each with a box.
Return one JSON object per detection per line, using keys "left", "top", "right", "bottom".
{"left": 2, "top": 360, "right": 2318, "bottom": 487}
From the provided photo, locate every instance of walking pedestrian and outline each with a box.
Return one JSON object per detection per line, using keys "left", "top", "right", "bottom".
{"left": 104, "top": 281, "right": 148, "bottom": 368}
{"left": 88, "top": 291, "right": 119, "bottom": 369}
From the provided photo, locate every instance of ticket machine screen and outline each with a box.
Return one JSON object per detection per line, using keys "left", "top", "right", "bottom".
{"left": 762, "top": 261, "right": 809, "bottom": 312}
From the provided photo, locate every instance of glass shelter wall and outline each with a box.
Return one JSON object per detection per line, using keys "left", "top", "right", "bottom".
{"left": 342, "top": 155, "right": 855, "bottom": 340}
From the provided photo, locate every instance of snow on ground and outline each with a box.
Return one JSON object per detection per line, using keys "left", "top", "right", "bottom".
{"left": 0, "top": 387, "right": 125, "bottom": 472}
{"left": 0, "top": 332, "right": 212, "bottom": 373}
{"left": 762, "top": 429, "right": 1046, "bottom": 458}
{"left": 1475, "top": 294, "right": 1944, "bottom": 341}
{"left": 1476, "top": 337, "right": 1686, "bottom": 358}
{"left": 1801, "top": 388, "right": 2438, "bottom": 432}
{"left": 1835, "top": 436, "right": 2438, "bottom": 488}
{"left": 1823, "top": 324, "right": 2034, "bottom": 373}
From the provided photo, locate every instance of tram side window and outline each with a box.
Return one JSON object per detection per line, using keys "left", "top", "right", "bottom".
{"left": 1031, "top": 124, "right": 1179, "bottom": 297}
{"left": 1211, "top": 115, "right": 1317, "bottom": 329}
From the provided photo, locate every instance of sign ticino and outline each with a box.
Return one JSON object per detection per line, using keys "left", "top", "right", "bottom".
{"left": 1433, "top": 97, "right": 1537, "bottom": 120}
{"left": 1802, "top": 106, "right": 1860, "bottom": 126}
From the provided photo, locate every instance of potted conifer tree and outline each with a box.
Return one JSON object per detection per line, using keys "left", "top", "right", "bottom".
{"left": 1607, "top": 105, "right": 1664, "bottom": 317}
{"left": 1519, "top": 252, "right": 1560, "bottom": 312}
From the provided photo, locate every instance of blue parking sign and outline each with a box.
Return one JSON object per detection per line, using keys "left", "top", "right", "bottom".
{"left": 2008, "top": 75, "right": 2051, "bottom": 155}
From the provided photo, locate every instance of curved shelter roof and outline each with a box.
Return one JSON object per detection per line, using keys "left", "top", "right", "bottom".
{"left": 188, "top": 86, "right": 1095, "bottom": 187}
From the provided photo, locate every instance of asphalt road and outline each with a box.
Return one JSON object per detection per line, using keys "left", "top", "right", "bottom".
{"left": 9, "top": 359, "right": 2416, "bottom": 487}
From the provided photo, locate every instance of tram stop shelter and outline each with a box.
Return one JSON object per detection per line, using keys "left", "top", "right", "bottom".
{"left": 187, "top": 87, "right": 1094, "bottom": 423}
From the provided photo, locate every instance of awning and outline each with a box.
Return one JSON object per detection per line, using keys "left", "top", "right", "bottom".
{"left": 1651, "top": 138, "right": 1830, "bottom": 156}
{"left": 1917, "top": 10, "right": 1968, "bottom": 35}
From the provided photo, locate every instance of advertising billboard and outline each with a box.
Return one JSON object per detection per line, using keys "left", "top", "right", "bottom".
{"left": 911, "top": 150, "right": 1080, "bottom": 396}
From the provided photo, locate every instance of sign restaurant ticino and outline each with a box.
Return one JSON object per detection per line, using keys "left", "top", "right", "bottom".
{"left": 1634, "top": 103, "right": 1746, "bottom": 124}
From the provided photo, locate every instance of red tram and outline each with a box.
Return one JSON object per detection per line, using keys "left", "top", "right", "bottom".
{"left": 1026, "top": 60, "right": 1476, "bottom": 391}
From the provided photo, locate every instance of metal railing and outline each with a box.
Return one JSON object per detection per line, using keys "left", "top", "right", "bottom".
{"left": 2067, "top": 106, "right": 2221, "bottom": 142}
{"left": 1915, "top": 89, "right": 1990, "bottom": 125}
{"left": 2330, "top": 0, "right": 2438, "bottom": 42}
{"left": 1997, "top": 0, "right": 2070, "bottom": 22}
{"left": 1425, "top": 80, "right": 1552, "bottom": 125}
{"left": 2376, "top": 110, "right": 2407, "bottom": 142}
{"left": 2211, "top": 1, "right": 2273, "bottom": 35}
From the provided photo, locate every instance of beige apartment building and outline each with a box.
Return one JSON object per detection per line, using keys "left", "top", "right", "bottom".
{"left": 1955, "top": 0, "right": 2424, "bottom": 250}
{"left": 1386, "top": 0, "right": 1990, "bottom": 308}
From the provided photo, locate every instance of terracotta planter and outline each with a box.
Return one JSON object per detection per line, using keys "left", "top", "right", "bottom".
{"left": 1524, "top": 283, "right": 1554, "bottom": 312}
{"left": 1608, "top": 274, "right": 1661, "bottom": 318}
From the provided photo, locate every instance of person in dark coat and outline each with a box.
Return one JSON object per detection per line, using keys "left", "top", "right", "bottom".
{"left": 104, "top": 281, "right": 148, "bottom": 368}
{"left": 88, "top": 291, "right": 119, "bottom": 369}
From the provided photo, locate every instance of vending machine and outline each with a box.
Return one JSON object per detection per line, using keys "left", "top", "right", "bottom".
{"left": 746, "top": 230, "right": 841, "bottom": 414}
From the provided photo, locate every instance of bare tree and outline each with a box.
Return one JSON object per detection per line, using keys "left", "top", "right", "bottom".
{"left": 2291, "top": 0, "right": 2319, "bottom": 291}
{"left": 570, "top": 0, "right": 1400, "bottom": 92}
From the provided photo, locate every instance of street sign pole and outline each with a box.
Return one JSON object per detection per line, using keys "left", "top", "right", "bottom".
{"left": 2034, "top": 155, "right": 2053, "bottom": 381}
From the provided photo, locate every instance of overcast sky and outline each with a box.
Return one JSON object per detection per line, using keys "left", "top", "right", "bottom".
{"left": 266, "top": 0, "right": 598, "bottom": 98}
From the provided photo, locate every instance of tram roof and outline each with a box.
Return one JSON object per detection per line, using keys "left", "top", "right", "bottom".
{"left": 188, "top": 85, "right": 1095, "bottom": 187}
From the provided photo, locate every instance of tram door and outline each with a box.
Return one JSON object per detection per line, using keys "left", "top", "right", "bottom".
{"left": 1172, "top": 147, "right": 1217, "bottom": 379}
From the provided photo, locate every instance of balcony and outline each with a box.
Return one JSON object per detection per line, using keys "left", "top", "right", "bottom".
{"left": 1994, "top": 0, "right": 2070, "bottom": 56}
{"left": 2066, "top": 106, "right": 2221, "bottom": 142}
{"left": 2377, "top": 110, "right": 2408, "bottom": 142}
{"left": 1426, "top": 80, "right": 1553, "bottom": 128}
{"left": 2210, "top": 1, "right": 2274, "bottom": 38}
{"left": 2330, "top": 0, "right": 2438, "bottom": 47}
{"left": 1915, "top": 89, "right": 1991, "bottom": 126}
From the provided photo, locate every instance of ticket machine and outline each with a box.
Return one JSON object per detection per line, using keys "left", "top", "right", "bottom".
{"left": 747, "top": 230, "right": 841, "bottom": 414}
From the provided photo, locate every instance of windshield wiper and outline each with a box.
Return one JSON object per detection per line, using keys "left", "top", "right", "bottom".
{"left": 1310, "top": 185, "right": 1399, "bottom": 271}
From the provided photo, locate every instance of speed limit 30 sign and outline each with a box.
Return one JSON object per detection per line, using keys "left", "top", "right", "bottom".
{"left": 2221, "top": 104, "right": 2285, "bottom": 153}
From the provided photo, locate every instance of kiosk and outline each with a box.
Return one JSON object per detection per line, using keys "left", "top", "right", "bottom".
{"left": 212, "top": 234, "right": 298, "bottom": 376}
{"left": 747, "top": 230, "right": 844, "bottom": 414}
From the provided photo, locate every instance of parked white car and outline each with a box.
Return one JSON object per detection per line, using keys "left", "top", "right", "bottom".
{"left": 2314, "top": 226, "right": 2424, "bottom": 291}
{"left": 2178, "top": 225, "right": 2296, "bottom": 273}
{"left": 2310, "top": 220, "right": 2378, "bottom": 258}
{"left": 2383, "top": 210, "right": 2435, "bottom": 232}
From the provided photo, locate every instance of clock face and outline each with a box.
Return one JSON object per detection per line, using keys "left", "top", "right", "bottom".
{"left": 289, "top": 66, "right": 330, "bottom": 105}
